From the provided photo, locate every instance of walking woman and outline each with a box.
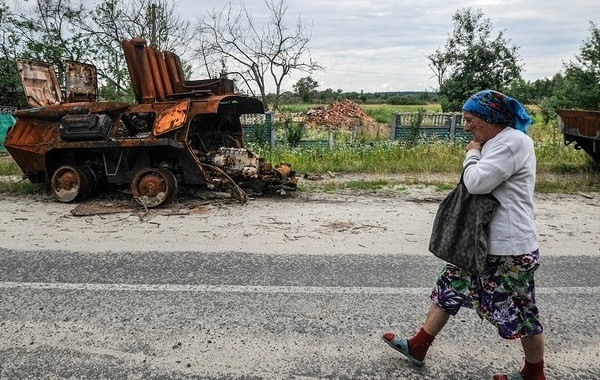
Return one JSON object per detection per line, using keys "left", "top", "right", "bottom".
{"left": 383, "top": 90, "right": 545, "bottom": 380}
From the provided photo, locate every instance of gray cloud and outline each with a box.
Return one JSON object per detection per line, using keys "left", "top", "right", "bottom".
{"left": 181, "top": 0, "right": 599, "bottom": 92}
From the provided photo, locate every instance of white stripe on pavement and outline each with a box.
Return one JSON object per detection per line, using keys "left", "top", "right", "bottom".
{"left": 0, "top": 281, "right": 596, "bottom": 295}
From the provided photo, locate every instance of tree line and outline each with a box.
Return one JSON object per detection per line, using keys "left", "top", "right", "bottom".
{"left": 427, "top": 8, "right": 600, "bottom": 120}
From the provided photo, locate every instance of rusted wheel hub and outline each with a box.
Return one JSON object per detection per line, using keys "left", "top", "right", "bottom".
{"left": 51, "top": 165, "right": 83, "bottom": 203}
{"left": 130, "top": 167, "right": 177, "bottom": 208}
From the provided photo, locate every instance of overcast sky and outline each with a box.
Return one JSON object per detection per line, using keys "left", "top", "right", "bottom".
{"left": 178, "top": 0, "right": 599, "bottom": 93}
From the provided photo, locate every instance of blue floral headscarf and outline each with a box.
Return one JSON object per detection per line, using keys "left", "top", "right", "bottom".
{"left": 462, "top": 90, "right": 532, "bottom": 133}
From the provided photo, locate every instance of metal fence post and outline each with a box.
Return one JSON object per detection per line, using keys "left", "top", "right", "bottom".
{"left": 449, "top": 112, "right": 457, "bottom": 142}
{"left": 265, "top": 111, "right": 276, "bottom": 149}
{"left": 390, "top": 112, "right": 398, "bottom": 141}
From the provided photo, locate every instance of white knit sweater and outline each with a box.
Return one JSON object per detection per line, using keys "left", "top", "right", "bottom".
{"left": 463, "top": 127, "right": 539, "bottom": 256}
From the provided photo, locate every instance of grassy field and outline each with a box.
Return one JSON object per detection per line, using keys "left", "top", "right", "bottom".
{"left": 262, "top": 102, "right": 599, "bottom": 192}
{"left": 361, "top": 104, "right": 442, "bottom": 123}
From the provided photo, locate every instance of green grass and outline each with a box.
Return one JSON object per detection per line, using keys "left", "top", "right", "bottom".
{"left": 434, "top": 183, "right": 456, "bottom": 191}
{"left": 535, "top": 173, "right": 600, "bottom": 193}
{"left": 361, "top": 104, "right": 442, "bottom": 123}
{"left": 254, "top": 140, "right": 466, "bottom": 174}
{"left": 278, "top": 104, "right": 314, "bottom": 113}
{"left": 0, "top": 178, "right": 46, "bottom": 194}
{"left": 0, "top": 155, "right": 47, "bottom": 195}
{"left": 0, "top": 156, "right": 23, "bottom": 176}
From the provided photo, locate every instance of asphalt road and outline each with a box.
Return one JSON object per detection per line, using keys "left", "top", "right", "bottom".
{"left": 0, "top": 249, "right": 598, "bottom": 379}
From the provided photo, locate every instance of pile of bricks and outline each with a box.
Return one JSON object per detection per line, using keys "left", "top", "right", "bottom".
{"left": 305, "top": 99, "right": 376, "bottom": 130}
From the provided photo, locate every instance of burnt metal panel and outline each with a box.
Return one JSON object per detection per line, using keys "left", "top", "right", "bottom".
{"left": 53, "top": 138, "right": 184, "bottom": 150}
{"left": 122, "top": 38, "right": 157, "bottom": 104}
{"left": 187, "top": 95, "right": 264, "bottom": 116}
{"left": 154, "top": 49, "right": 174, "bottom": 97}
{"left": 3, "top": 116, "right": 59, "bottom": 179}
{"left": 146, "top": 46, "right": 166, "bottom": 101}
{"left": 14, "top": 102, "right": 130, "bottom": 121}
{"left": 557, "top": 109, "right": 600, "bottom": 164}
{"left": 153, "top": 100, "right": 189, "bottom": 136}
{"left": 59, "top": 114, "right": 112, "bottom": 141}
{"left": 557, "top": 109, "right": 600, "bottom": 139}
{"left": 65, "top": 61, "right": 98, "bottom": 103}
{"left": 16, "top": 59, "right": 62, "bottom": 107}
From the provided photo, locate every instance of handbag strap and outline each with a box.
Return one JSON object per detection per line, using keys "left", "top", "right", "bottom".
{"left": 459, "top": 162, "right": 477, "bottom": 185}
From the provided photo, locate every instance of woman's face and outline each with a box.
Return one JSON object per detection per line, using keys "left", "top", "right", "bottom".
{"left": 462, "top": 112, "right": 501, "bottom": 144}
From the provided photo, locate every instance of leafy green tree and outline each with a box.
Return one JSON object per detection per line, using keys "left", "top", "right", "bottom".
{"left": 0, "top": 58, "right": 26, "bottom": 107}
{"left": 553, "top": 22, "right": 600, "bottom": 110}
{"left": 0, "top": 2, "right": 25, "bottom": 107}
{"left": 530, "top": 75, "right": 561, "bottom": 101}
{"left": 317, "top": 87, "right": 334, "bottom": 103}
{"left": 507, "top": 78, "right": 533, "bottom": 104}
{"left": 0, "top": 0, "right": 88, "bottom": 106}
{"left": 3, "top": 0, "right": 88, "bottom": 81}
{"left": 428, "top": 8, "right": 522, "bottom": 111}
{"left": 293, "top": 76, "right": 319, "bottom": 103}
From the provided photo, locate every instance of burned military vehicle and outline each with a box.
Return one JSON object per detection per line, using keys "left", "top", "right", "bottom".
{"left": 4, "top": 38, "right": 296, "bottom": 207}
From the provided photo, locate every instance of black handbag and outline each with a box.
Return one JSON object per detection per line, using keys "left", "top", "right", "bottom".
{"left": 428, "top": 174, "right": 500, "bottom": 274}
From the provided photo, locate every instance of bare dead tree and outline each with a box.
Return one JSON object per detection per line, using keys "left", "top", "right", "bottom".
{"left": 427, "top": 48, "right": 449, "bottom": 92}
{"left": 195, "top": 0, "right": 321, "bottom": 110}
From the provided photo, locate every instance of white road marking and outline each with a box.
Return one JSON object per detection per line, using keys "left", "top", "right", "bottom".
{"left": 0, "top": 281, "right": 596, "bottom": 295}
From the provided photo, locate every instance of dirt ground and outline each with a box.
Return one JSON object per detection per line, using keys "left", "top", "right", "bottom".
{"left": 1, "top": 173, "right": 598, "bottom": 257}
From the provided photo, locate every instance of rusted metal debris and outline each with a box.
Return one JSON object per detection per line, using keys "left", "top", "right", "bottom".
{"left": 557, "top": 109, "right": 600, "bottom": 164}
{"left": 5, "top": 38, "right": 297, "bottom": 207}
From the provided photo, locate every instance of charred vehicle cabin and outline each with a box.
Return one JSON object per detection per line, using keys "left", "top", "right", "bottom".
{"left": 4, "top": 38, "right": 296, "bottom": 207}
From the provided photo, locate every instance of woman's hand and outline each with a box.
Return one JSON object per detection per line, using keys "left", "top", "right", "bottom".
{"left": 465, "top": 140, "right": 482, "bottom": 152}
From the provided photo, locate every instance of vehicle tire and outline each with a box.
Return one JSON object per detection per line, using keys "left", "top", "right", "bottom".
{"left": 77, "top": 165, "right": 97, "bottom": 200}
{"left": 130, "top": 167, "right": 178, "bottom": 208}
{"left": 51, "top": 165, "right": 87, "bottom": 203}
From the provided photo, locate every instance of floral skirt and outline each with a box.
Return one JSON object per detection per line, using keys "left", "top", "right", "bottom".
{"left": 430, "top": 250, "right": 543, "bottom": 339}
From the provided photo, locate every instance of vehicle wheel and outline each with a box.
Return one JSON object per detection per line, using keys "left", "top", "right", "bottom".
{"left": 130, "top": 167, "right": 178, "bottom": 208}
{"left": 51, "top": 165, "right": 87, "bottom": 203}
{"left": 77, "top": 165, "right": 97, "bottom": 199}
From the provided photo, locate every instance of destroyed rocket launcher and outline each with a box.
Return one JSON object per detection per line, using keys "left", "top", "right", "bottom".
{"left": 5, "top": 38, "right": 296, "bottom": 207}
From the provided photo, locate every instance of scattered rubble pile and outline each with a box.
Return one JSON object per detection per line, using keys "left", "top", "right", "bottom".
{"left": 305, "top": 99, "right": 377, "bottom": 130}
